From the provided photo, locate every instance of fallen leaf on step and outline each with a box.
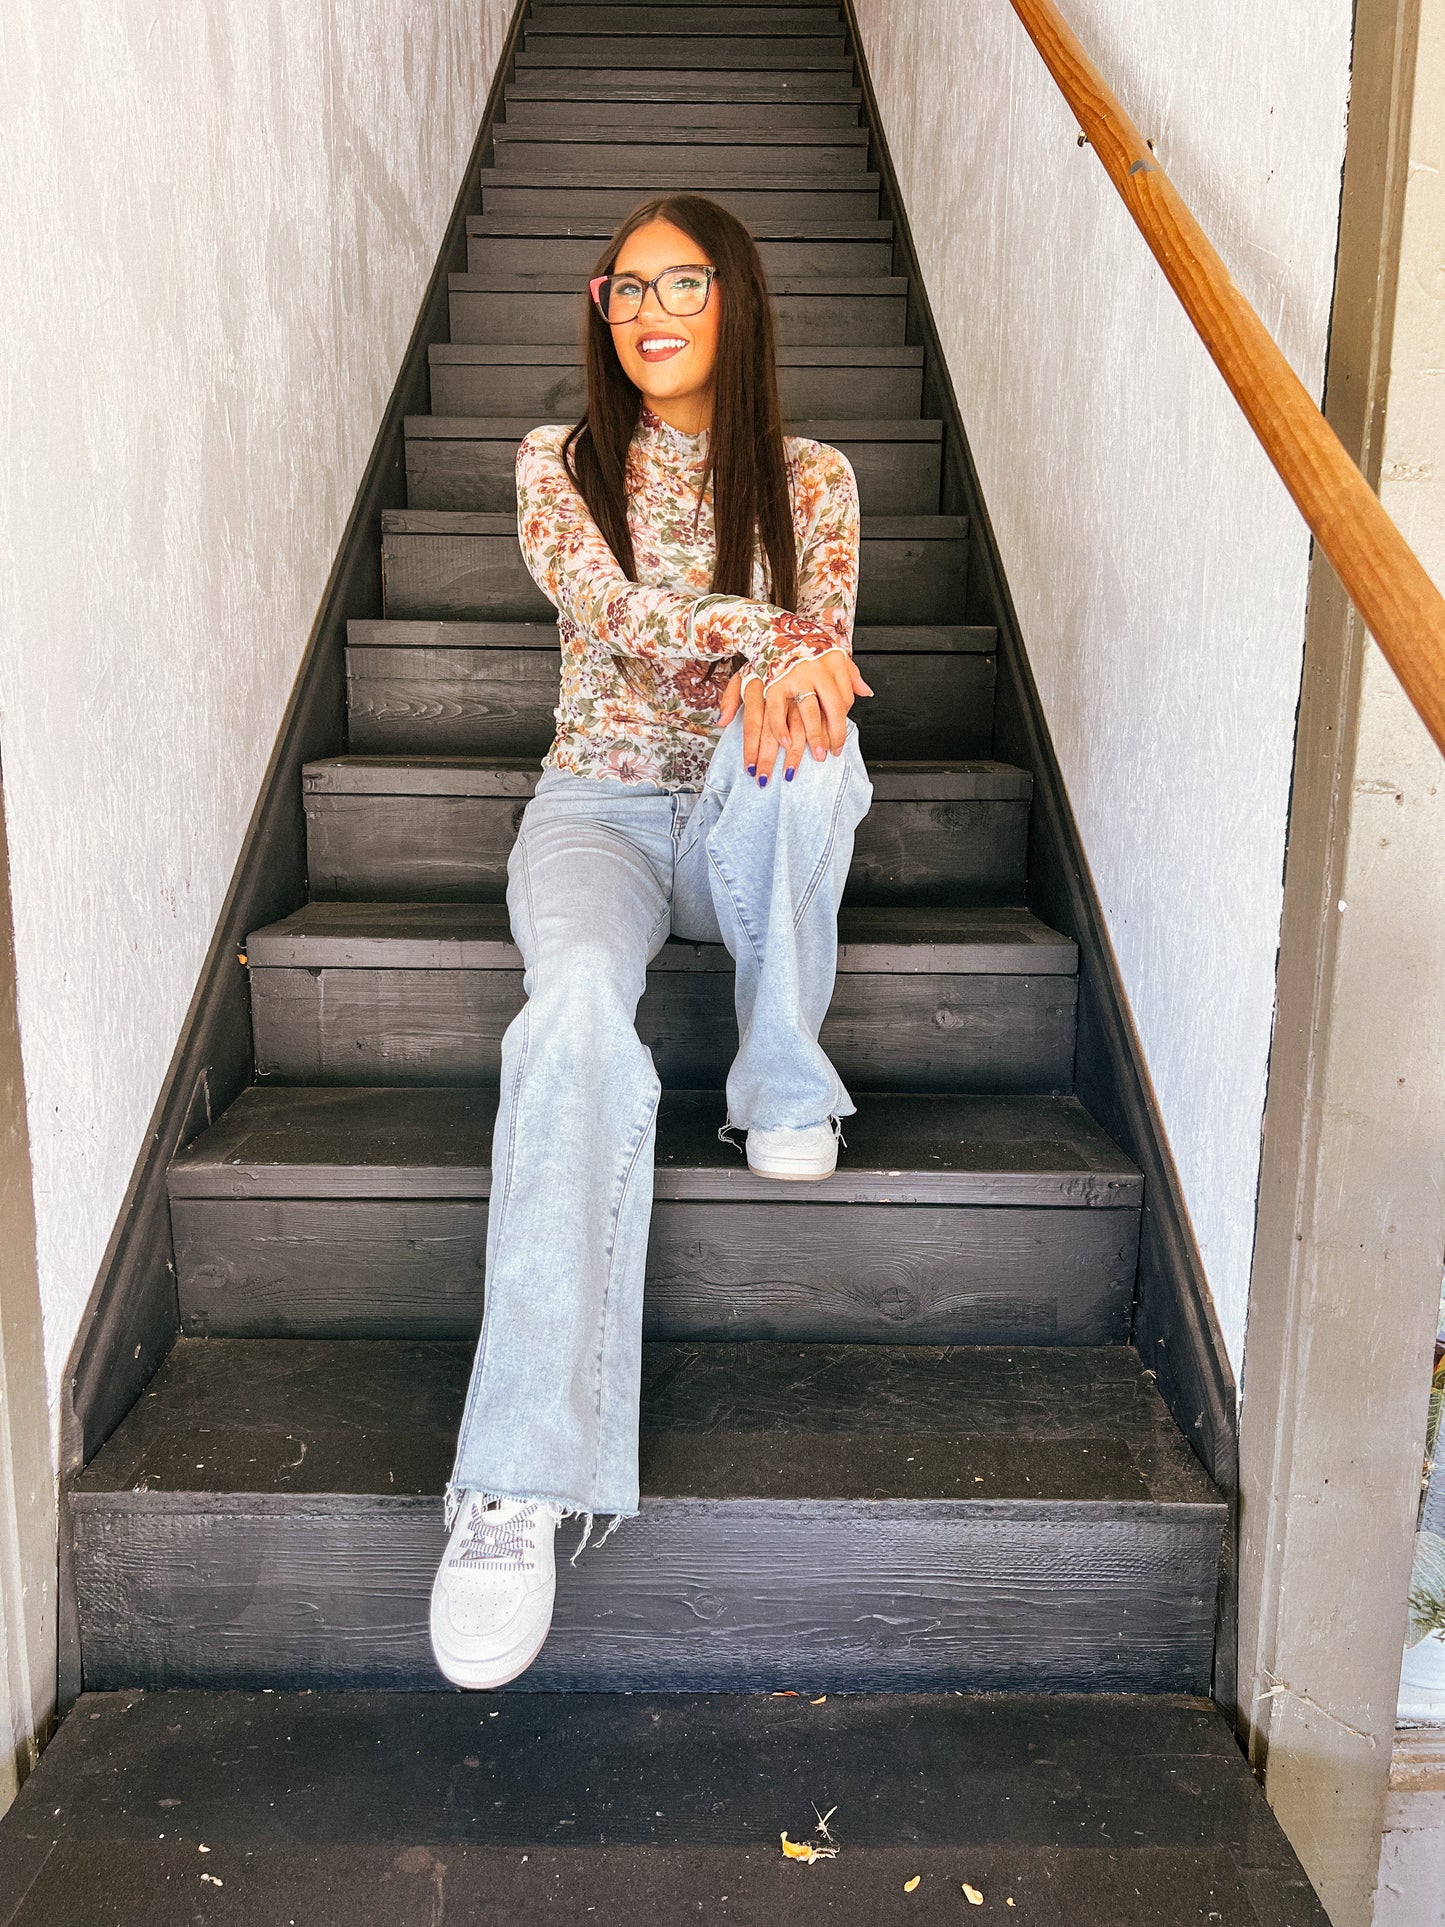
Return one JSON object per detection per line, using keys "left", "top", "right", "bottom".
{"left": 780, "top": 1831, "right": 837, "bottom": 1863}
{"left": 962, "top": 1883, "right": 984, "bottom": 1904}
{"left": 904, "top": 1874, "right": 921, "bottom": 1891}
{"left": 810, "top": 1695, "right": 827, "bottom": 1704}
{"left": 770, "top": 1691, "right": 800, "bottom": 1698}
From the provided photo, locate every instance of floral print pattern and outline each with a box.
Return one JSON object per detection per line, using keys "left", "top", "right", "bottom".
{"left": 515, "top": 407, "right": 861, "bottom": 788}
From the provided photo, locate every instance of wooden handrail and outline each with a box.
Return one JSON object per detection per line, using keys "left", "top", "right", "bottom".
{"left": 1008, "top": 0, "right": 1445, "bottom": 756}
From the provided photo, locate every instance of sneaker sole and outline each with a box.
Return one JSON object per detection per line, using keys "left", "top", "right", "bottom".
{"left": 746, "top": 1156, "right": 838, "bottom": 1181}
{"left": 428, "top": 1588, "right": 556, "bottom": 1691}
{"left": 427, "top": 1572, "right": 558, "bottom": 1695}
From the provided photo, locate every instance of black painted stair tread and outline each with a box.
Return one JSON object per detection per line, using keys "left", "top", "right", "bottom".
{"left": 303, "top": 753, "right": 1025, "bottom": 799}
{"left": 467, "top": 210, "right": 889, "bottom": 242}
{"left": 406, "top": 418, "right": 941, "bottom": 509}
{"left": 167, "top": 1086, "right": 1139, "bottom": 1348}
{"left": 505, "top": 68, "right": 861, "bottom": 96}
{"left": 244, "top": 899, "right": 1073, "bottom": 973}
{"left": 486, "top": 145, "right": 873, "bottom": 183}
{"left": 0, "top": 1694, "right": 1325, "bottom": 1927}
{"left": 406, "top": 410, "right": 937, "bottom": 436}
{"left": 504, "top": 93, "right": 865, "bottom": 127}
{"left": 492, "top": 124, "right": 872, "bottom": 147}
{"left": 514, "top": 43, "right": 852, "bottom": 70}
{"left": 71, "top": 1336, "right": 1215, "bottom": 1507}
{"left": 168, "top": 1085, "right": 1134, "bottom": 1204}
{"left": 529, "top": 5, "right": 850, "bottom": 33}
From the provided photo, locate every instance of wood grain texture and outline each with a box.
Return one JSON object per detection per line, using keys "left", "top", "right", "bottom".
{"left": 300, "top": 780, "right": 1023, "bottom": 905}
{"left": 0, "top": 1692, "right": 1327, "bottom": 1925}
{"left": 346, "top": 633, "right": 990, "bottom": 753}
{"left": 170, "top": 1193, "right": 1138, "bottom": 1343}
{"left": 427, "top": 343, "right": 923, "bottom": 422}
{"left": 381, "top": 515, "right": 965, "bottom": 622}
{"left": 450, "top": 282, "right": 903, "bottom": 342}
{"left": 490, "top": 138, "right": 872, "bottom": 179}
{"left": 501, "top": 95, "right": 865, "bottom": 128}
{"left": 241, "top": 898, "right": 1077, "bottom": 972}
{"left": 514, "top": 39, "right": 851, "bottom": 69}
{"left": 247, "top": 960, "right": 1076, "bottom": 1091}
{"left": 166, "top": 1084, "right": 1129, "bottom": 1203}
{"left": 1008, "top": 0, "right": 1445, "bottom": 755}
{"left": 67, "top": 1339, "right": 1220, "bottom": 1691}
{"left": 503, "top": 68, "right": 862, "bottom": 101}
{"left": 70, "top": 1499, "right": 1221, "bottom": 1693}
{"left": 467, "top": 228, "right": 893, "bottom": 277}
{"left": 405, "top": 418, "right": 939, "bottom": 511}
{"left": 529, "top": 5, "right": 849, "bottom": 35}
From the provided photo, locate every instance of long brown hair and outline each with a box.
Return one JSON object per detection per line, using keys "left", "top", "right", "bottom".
{"left": 562, "top": 195, "right": 798, "bottom": 612}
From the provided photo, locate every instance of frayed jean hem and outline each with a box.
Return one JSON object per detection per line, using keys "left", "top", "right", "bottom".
{"left": 442, "top": 1477, "right": 634, "bottom": 1565}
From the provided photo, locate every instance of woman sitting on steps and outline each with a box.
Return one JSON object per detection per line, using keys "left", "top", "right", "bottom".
{"left": 428, "top": 192, "right": 873, "bottom": 1692}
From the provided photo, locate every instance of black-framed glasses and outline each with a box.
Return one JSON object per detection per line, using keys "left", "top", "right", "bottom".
{"left": 588, "top": 263, "right": 718, "bottom": 326}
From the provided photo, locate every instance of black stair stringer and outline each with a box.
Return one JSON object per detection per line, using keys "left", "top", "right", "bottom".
{"left": 837, "top": 0, "right": 1240, "bottom": 1709}
{"left": 52, "top": 0, "right": 534, "bottom": 1716}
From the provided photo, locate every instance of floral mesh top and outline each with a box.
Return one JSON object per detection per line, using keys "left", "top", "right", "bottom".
{"left": 515, "top": 407, "right": 861, "bottom": 789}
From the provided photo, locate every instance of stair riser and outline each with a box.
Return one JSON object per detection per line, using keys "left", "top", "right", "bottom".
{"left": 481, "top": 181, "right": 877, "bottom": 222}
{"left": 381, "top": 530, "right": 962, "bottom": 624}
{"left": 71, "top": 1502, "right": 1220, "bottom": 1693}
{"left": 516, "top": 41, "right": 850, "bottom": 68}
{"left": 467, "top": 235, "right": 893, "bottom": 276}
{"left": 345, "top": 645, "right": 993, "bottom": 759}
{"left": 171, "top": 1196, "right": 1139, "bottom": 1345}
{"left": 247, "top": 965, "right": 1075, "bottom": 1092}
{"left": 406, "top": 429, "right": 938, "bottom": 513}
{"left": 529, "top": 6, "right": 849, "bottom": 35}
{"left": 448, "top": 288, "right": 905, "bottom": 346}
{"left": 506, "top": 70, "right": 861, "bottom": 101}
{"left": 430, "top": 357, "right": 921, "bottom": 420}
{"left": 491, "top": 141, "right": 869, "bottom": 178}
{"left": 502, "top": 97, "right": 863, "bottom": 128}
{"left": 303, "top": 793, "right": 1024, "bottom": 908}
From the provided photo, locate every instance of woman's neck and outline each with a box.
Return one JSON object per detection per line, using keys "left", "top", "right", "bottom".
{"left": 640, "top": 387, "right": 714, "bottom": 437}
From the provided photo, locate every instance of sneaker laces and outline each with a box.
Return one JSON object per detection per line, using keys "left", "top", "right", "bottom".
{"left": 450, "top": 1497, "right": 542, "bottom": 1572}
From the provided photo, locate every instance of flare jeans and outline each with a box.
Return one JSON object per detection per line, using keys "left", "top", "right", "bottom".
{"left": 443, "top": 710, "right": 873, "bottom": 1545}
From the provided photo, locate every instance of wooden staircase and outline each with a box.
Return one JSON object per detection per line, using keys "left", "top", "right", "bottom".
{"left": 0, "top": 4, "right": 1326, "bottom": 1922}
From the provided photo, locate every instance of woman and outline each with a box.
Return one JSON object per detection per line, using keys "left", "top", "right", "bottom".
{"left": 428, "top": 194, "right": 873, "bottom": 1690}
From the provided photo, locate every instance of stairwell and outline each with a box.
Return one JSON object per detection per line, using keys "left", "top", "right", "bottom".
{"left": 0, "top": 3, "right": 1325, "bottom": 1921}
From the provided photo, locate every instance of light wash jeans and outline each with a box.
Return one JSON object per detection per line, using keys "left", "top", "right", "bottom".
{"left": 442, "top": 711, "right": 873, "bottom": 1553}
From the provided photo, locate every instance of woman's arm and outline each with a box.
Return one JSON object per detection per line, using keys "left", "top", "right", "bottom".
{"left": 742, "top": 440, "right": 862, "bottom": 690}
{"left": 515, "top": 426, "right": 836, "bottom": 665}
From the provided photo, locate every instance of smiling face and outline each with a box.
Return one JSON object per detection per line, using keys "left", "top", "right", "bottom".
{"left": 606, "top": 218, "right": 721, "bottom": 435}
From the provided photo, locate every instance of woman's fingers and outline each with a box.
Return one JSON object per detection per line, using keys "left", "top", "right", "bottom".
{"left": 757, "top": 684, "right": 791, "bottom": 783}
{"left": 717, "top": 669, "right": 744, "bottom": 724}
{"left": 795, "top": 686, "right": 830, "bottom": 761}
{"left": 782, "top": 700, "right": 810, "bottom": 780}
{"left": 741, "top": 678, "right": 765, "bottom": 774}
{"left": 848, "top": 657, "right": 875, "bottom": 698}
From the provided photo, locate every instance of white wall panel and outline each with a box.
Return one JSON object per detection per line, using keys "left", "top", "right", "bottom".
{"left": 0, "top": 0, "right": 515, "bottom": 1444}
{"left": 850, "top": 0, "right": 1353, "bottom": 1374}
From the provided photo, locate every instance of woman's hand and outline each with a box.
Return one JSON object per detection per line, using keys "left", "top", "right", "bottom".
{"left": 718, "top": 649, "right": 873, "bottom": 784}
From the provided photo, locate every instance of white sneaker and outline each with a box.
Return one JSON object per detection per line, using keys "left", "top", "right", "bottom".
{"left": 429, "top": 1492, "right": 561, "bottom": 1689}
{"left": 745, "top": 1117, "right": 841, "bottom": 1181}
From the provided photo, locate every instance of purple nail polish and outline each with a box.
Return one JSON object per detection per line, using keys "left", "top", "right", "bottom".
{"left": 758, "top": 774, "right": 768, "bottom": 787}
{"left": 785, "top": 767, "right": 795, "bottom": 781}
{"left": 747, "top": 765, "right": 756, "bottom": 777}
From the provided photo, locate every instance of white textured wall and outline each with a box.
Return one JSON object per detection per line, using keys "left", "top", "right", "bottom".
{"left": 851, "top": 0, "right": 1352, "bottom": 1374}
{"left": 0, "top": 0, "right": 515, "bottom": 1447}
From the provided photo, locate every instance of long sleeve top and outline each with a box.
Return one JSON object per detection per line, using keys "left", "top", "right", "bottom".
{"left": 515, "top": 406, "right": 861, "bottom": 789}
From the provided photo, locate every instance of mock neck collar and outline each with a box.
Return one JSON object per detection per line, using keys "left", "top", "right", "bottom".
{"left": 637, "top": 403, "right": 709, "bottom": 469}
